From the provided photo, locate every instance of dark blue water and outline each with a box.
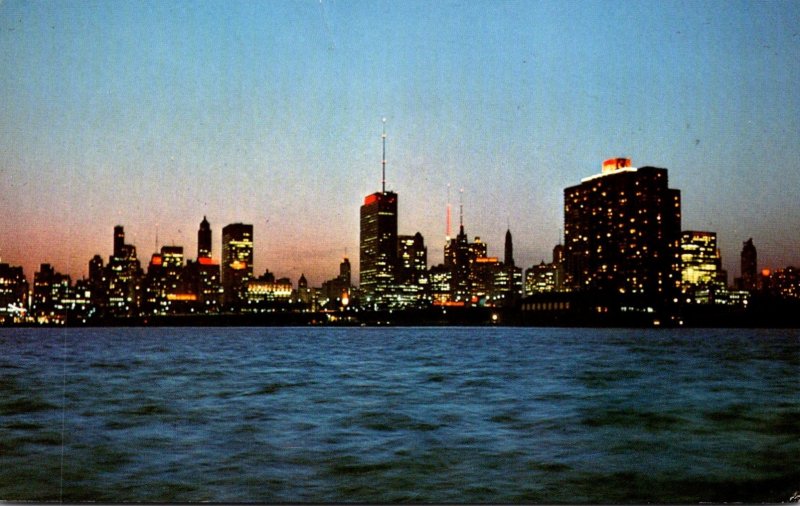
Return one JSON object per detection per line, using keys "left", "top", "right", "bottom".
{"left": 1, "top": 327, "right": 799, "bottom": 502}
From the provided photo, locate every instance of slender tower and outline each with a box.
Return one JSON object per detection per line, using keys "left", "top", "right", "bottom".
{"left": 446, "top": 184, "right": 452, "bottom": 241}
{"left": 459, "top": 188, "right": 464, "bottom": 232}
{"left": 381, "top": 117, "right": 387, "bottom": 193}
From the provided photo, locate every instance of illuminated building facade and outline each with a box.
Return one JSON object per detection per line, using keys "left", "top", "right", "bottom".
{"left": 525, "top": 244, "right": 566, "bottom": 296}
{"left": 428, "top": 264, "right": 453, "bottom": 305}
{"left": 681, "top": 231, "right": 726, "bottom": 293}
{"left": 397, "top": 233, "right": 427, "bottom": 285}
{"left": 106, "top": 225, "right": 142, "bottom": 316}
{"left": 32, "top": 263, "right": 71, "bottom": 322}
{"left": 0, "top": 263, "right": 28, "bottom": 323}
{"left": 525, "top": 261, "right": 562, "bottom": 295}
{"left": 765, "top": 266, "right": 800, "bottom": 300}
{"left": 246, "top": 270, "right": 293, "bottom": 306}
{"left": 222, "top": 223, "right": 254, "bottom": 308}
{"left": 193, "top": 217, "right": 221, "bottom": 312}
{"left": 359, "top": 190, "right": 398, "bottom": 305}
{"left": 564, "top": 158, "right": 682, "bottom": 313}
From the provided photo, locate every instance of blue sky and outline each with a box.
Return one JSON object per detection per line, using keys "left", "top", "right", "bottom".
{"left": 1, "top": 0, "right": 799, "bottom": 285}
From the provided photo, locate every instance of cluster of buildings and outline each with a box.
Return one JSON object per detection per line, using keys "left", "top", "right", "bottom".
{"left": 1, "top": 147, "right": 799, "bottom": 325}
{"left": 521, "top": 158, "right": 794, "bottom": 324}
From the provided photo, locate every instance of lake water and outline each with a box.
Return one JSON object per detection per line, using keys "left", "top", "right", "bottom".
{"left": 1, "top": 327, "right": 799, "bottom": 503}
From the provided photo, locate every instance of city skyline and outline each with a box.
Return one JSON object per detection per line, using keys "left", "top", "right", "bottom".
{"left": 2, "top": 1, "right": 799, "bottom": 286}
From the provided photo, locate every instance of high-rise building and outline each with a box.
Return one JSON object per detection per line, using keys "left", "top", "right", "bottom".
{"left": 222, "top": 223, "right": 254, "bottom": 308}
{"left": 741, "top": 238, "right": 758, "bottom": 292}
{"left": 504, "top": 229, "right": 514, "bottom": 267}
{"left": 681, "top": 231, "right": 726, "bottom": 291}
{"left": 563, "top": 158, "right": 681, "bottom": 312}
{"left": 106, "top": 225, "right": 142, "bottom": 316}
{"left": 444, "top": 225, "right": 471, "bottom": 302}
{"left": 0, "top": 263, "right": 28, "bottom": 323}
{"left": 340, "top": 257, "right": 352, "bottom": 288}
{"left": 114, "top": 225, "right": 125, "bottom": 259}
{"left": 32, "top": 263, "right": 71, "bottom": 319}
{"left": 525, "top": 244, "right": 566, "bottom": 296}
{"left": 360, "top": 191, "right": 398, "bottom": 303}
{"left": 88, "top": 254, "right": 106, "bottom": 309}
{"left": 359, "top": 121, "right": 398, "bottom": 306}
{"left": 397, "top": 233, "right": 427, "bottom": 285}
{"left": 198, "top": 216, "right": 212, "bottom": 259}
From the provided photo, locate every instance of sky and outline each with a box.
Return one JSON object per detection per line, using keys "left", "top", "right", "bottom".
{"left": 1, "top": 0, "right": 799, "bottom": 287}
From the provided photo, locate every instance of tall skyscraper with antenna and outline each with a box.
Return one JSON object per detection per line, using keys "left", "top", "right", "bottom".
{"left": 444, "top": 188, "right": 471, "bottom": 302}
{"left": 359, "top": 119, "right": 398, "bottom": 306}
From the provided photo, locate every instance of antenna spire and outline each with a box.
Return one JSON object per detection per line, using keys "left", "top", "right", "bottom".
{"left": 459, "top": 188, "right": 464, "bottom": 231}
{"left": 446, "top": 183, "right": 451, "bottom": 240}
{"left": 381, "top": 117, "right": 387, "bottom": 193}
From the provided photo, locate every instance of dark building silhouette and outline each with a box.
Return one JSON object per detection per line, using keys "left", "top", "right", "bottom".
{"left": 563, "top": 158, "right": 681, "bottom": 313}
{"left": 444, "top": 224, "right": 471, "bottom": 302}
{"left": 340, "top": 257, "right": 352, "bottom": 288}
{"left": 505, "top": 229, "right": 514, "bottom": 267}
{"left": 198, "top": 216, "right": 212, "bottom": 259}
{"left": 222, "top": 223, "right": 253, "bottom": 308}
{"left": 741, "top": 238, "right": 758, "bottom": 292}
{"left": 114, "top": 225, "right": 125, "bottom": 259}
{"left": 88, "top": 254, "right": 106, "bottom": 309}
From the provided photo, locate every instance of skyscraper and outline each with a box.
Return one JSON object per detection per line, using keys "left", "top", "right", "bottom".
{"left": 0, "top": 263, "right": 28, "bottom": 323}
{"left": 504, "top": 229, "right": 514, "bottom": 267}
{"left": 114, "top": 225, "right": 125, "bottom": 259}
{"left": 563, "top": 158, "right": 681, "bottom": 312}
{"left": 397, "top": 232, "right": 427, "bottom": 286}
{"left": 198, "top": 216, "right": 212, "bottom": 259}
{"left": 359, "top": 120, "right": 398, "bottom": 305}
{"left": 741, "top": 238, "right": 758, "bottom": 292}
{"left": 106, "top": 225, "right": 142, "bottom": 316}
{"left": 681, "top": 231, "right": 726, "bottom": 290}
{"left": 222, "top": 223, "right": 254, "bottom": 308}
{"left": 339, "top": 257, "right": 351, "bottom": 288}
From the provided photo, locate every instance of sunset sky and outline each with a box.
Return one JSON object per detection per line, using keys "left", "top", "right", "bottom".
{"left": 1, "top": 0, "right": 799, "bottom": 286}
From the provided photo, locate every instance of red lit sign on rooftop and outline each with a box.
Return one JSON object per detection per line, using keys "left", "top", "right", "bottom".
{"left": 364, "top": 193, "right": 379, "bottom": 206}
{"left": 602, "top": 158, "right": 632, "bottom": 173}
{"left": 198, "top": 256, "right": 216, "bottom": 266}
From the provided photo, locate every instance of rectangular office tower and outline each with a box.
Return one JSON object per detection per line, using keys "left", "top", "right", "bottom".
{"left": 564, "top": 158, "right": 682, "bottom": 313}
{"left": 359, "top": 191, "right": 398, "bottom": 305}
{"left": 221, "top": 223, "right": 254, "bottom": 308}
